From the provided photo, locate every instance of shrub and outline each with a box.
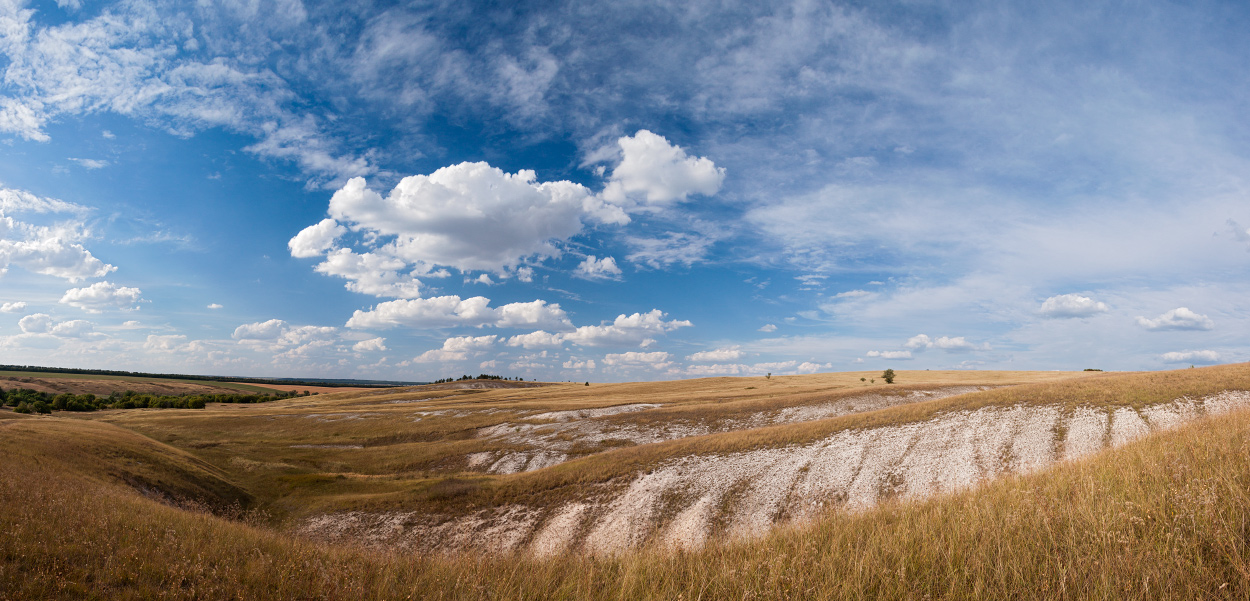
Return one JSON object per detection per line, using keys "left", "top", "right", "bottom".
{"left": 882, "top": 369, "right": 896, "bottom": 384}
{"left": 31, "top": 401, "right": 51, "bottom": 414}
{"left": 14, "top": 402, "right": 30, "bottom": 414}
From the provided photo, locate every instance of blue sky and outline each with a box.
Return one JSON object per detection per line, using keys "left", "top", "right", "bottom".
{"left": 1, "top": 0, "right": 1247, "bottom": 381}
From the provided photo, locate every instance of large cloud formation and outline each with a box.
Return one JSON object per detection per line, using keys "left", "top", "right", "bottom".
{"left": 289, "top": 130, "right": 722, "bottom": 298}
{"left": 0, "top": 187, "right": 113, "bottom": 282}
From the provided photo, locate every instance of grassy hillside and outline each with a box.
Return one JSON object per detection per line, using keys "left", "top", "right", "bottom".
{"left": 2, "top": 365, "right": 1249, "bottom": 598}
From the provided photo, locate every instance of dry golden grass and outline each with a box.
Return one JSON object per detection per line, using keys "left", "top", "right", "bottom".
{"left": 3, "top": 368, "right": 1250, "bottom": 599}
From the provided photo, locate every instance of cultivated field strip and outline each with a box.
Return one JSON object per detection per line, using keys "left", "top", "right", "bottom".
{"left": 469, "top": 387, "right": 989, "bottom": 474}
{"left": 298, "top": 390, "right": 1250, "bottom": 555}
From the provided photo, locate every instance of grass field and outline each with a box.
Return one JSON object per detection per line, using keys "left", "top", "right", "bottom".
{"left": 2, "top": 364, "right": 1248, "bottom": 598}
{"left": 0, "top": 370, "right": 281, "bottom": 395}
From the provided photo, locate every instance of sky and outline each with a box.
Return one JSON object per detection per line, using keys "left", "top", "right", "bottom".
{"left": 0, "top": 0, "right": 1247, "bottom": 382}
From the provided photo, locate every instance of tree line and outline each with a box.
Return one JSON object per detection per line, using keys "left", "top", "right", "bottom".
{"left": 2, "top": 388, "right": 309, "bottom": 414}
{"left": 430, "top": 374, "right": 526, "bottom": 384}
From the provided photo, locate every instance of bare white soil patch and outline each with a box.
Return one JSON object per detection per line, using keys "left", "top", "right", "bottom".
{"left": 298, "top": 391, "right": 1250, "bottom": 556}
{"left": 468, "top": 387, "right": 990, "bottom": 474}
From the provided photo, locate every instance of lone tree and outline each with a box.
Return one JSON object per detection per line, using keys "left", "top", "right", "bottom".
{"left": 882, "top": 368, "right": 896, "bottom": 384}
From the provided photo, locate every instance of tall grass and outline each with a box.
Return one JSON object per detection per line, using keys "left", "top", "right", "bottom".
{"left": 4, "top": 395, "right": 1250, "bottom": 598}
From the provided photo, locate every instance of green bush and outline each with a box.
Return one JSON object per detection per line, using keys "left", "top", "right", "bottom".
{"left": 31, "top": 401, "right": 51, "bottom": 414}
{"left": 882, "top": 369, "right": 896, "bottom": 384}
{"left": 14, "top": 402, "right": 30, "bottom": 414}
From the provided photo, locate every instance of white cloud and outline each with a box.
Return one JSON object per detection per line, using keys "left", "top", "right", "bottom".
{"left": 323, "top": 164, "right": 627, "bottom": 277}
{"left": 207, "top": 303, "right": 223, "bottom": 309}
{"left": 625, "top": 231, "right": 717, "bottom": 269}
{"left": 866, "top": 350, "right": 913, "bottom": 359}
{"left": 17, "top": 313, "right": 52, "bottom": 334}
{"left": 413, "top": 334, "right": 497, "bottom": 362}
{"left": 1160, "top": 350, "right": 1221, "bottom": 364}
{"left": 562, "top": 310, "right": 692, "bottom": 347}
{"left": 575, "top": 255, "right": 622, "bottom": 280}
{"left": 353, "top": 337, "right": 387, "bottom": 352}
{"left": 563, "top": 358, "right": 596, "bottom": 369}
{"left": 1135, "top": 307, "right": 1214, "bottom": 331}
{"left": 603, "top": 351, "right": 671, "bottom": 369}
{"left": 0, "top": 8, "right": 373, "bottom": 185}
{"left": 687, "top": 346, "right": 743, "bottom": 362}
{"left": 1, "top": 301, "right": 27, "bottom": 312}
{"left": 231, "top": 320, "right": 338, "bottom": 354}
{"left": 796, "top": 362, "right": 831, "bottom": 373}
{"left": 506, "top": 330, "right": 565, "bottom": 349}
{"left": 904, "top": 334, "right": 932, "bottom": 349}
{"left": 599, "top": 130, "right": 725, "bottom": 207}
{"left": 314, "top": 248, "right": 423, "bottom": 298}
{"left": 904, "top": 334, "right": 985, "bottom": 352}
{"left": 0, "top": 187, "right": 114, "bottom": 283}
{"left": 144, "top": 334, "right": 188, "bottom": 351}
{"left": 17, "top": 313, "right": 94, "bottom": 338}
{"left": 442, "top": 335, "right": 498, "bottom": 352}
{"left": 1039, "top": 294, "right": 1109, "bottom": 318}
{"left": 345, "top": 295, "right": 572, "bottom": 331}
{"left": 289, "top": 218, "right": 347, "bottom": 258}
{"left": 758, "top": 323, "right": 777, "bottom": 332}
{"left": 59, "top": 281, "right": 143, "bottom": 313}
{"left": 68, "top": 158, "right": 108, "bottom": 169}
{"left": 835, "top": 289, "right": 873, "bottom": 299}
{"left": 232, "top": 319, "right": 288, "bottom": 341}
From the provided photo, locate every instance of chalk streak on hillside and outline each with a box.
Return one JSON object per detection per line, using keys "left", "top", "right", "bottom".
{"left": 298, "top": 390, "right": 1250, "bottom": 555}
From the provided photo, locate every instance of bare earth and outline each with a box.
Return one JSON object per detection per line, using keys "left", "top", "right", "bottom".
{"left": 298, "top": 390, "right": 1250, "bottom": 556}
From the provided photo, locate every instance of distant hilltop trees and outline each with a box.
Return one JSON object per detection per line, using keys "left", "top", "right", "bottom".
{"left": 3, "top": 388, "right": 306, "bottom": 414}
{"left": 431, "top": 374, "right": 525, "bottom": 384}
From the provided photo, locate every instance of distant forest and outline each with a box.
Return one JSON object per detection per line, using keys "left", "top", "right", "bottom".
{"left": 0, "top": 364, "right": 426, "bottom": 388}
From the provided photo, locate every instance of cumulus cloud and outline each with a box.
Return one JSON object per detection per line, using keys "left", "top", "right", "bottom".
{"left": 1135, "top": 307, "right": 1214, "bottom": 331}
{"left": 323, "top": 164, "right": 626, "bottom": 273}
{"left": 413, "top": 335, "right": 497, "bottom": 362}
{"left": 345, "top": 295, "right": 572, "bottom": 330}
{"left": 289, "top": 218, "right": 347, "bottom": 258}
{"left": 506, "top": 330, "right": 565, "bottom": 349}
{"left": 1160, "top": 350, "right": 1221, "bottom": 364}
{"left": 232, "top": 319, "right": 288, "bottom": 341}
{"left": 866, "top": 350, "right": 913, "bottom": 359}
{"left": 599, "top": 130, "right": 725, "bottom": 207}
{"left": 1039, "top": 294, "right": 1109, "bottom": 318}
{"left": 688, "top": 346, "right": 743, "bottom": 362}
{"left": 17, "top": 313, "right": 52, "bottom": 334}
{"left": 59, "top": 281, "right": 143, "bottom": 313}
{"left": 207, "top": 303, "right": 223, "bottom": 309}
{"left": 575, "top": 255, "right": 622, "bottom": 280}
{"left": 144, "top": 334, "right": 188, "bottom": 351}
{"left": 904, "top": 334, "right": 986, "bottom": 352}
{"left": 684, "top": 360, "right": 803, "bottom": 376}
{"left": 562, "top": 358, "right": 596, "bottom": 369}
{"left": 232, "top": 319, "right": 338, "bottom": 351}
{"left": 1, "top": 301, "right": 27, "bottom": 312}
{"left": 758, "top": 324, "right": 777, "bottom": 332}
{"left": 353, "top": 337, "right": 387, "bottom": 352}
{"left": 0, "top": 187, "right": 114, "bottom": 283}
{"left": 562, "top": 310, "right": 692, "bottom": 347}
{"left": 315, "top": 248, "right": 424, "bottom": 298}
{"left": 603, "top": 351, "right": 671, "bottom": 369}
{"left": 17, "top": 313, "right": 95, "bottom": 338}
{"left": 796, "top": 362, "right": 831, "bottom": 373}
